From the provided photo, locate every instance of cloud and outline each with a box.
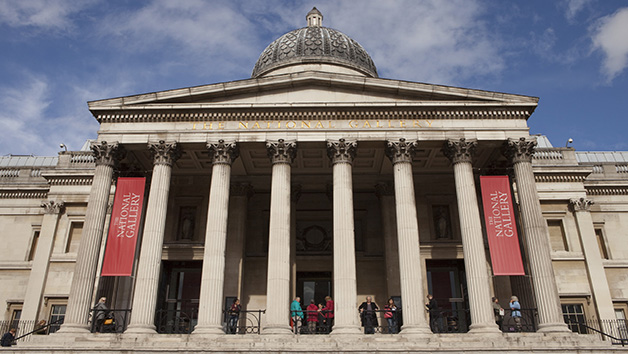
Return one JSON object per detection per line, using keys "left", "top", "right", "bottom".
{"left": 0, "top": 0, "right": 93, "bottom": 32}
{"left": 591, "top": 7, "right": 628, "bottom": 82}
{"left": 563, "top": 0, "right": 593, "bottom": 21}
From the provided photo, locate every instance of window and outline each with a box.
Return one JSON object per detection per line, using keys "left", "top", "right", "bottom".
{"left": 65, "top": 222, "right": 83, "bottom": 253}
{"left": 28, "top": 231, "right": 40, "bottom": 261}
{"left": 595, "top": 228, "right": 609, "bottom": 259}
{"left": 10, "top": 309, "right": 21, "bottom": 327}
{"left": 547, "top": 219, "right": 568, "bottom": 251}
{"left": 48, "top": 305, "right": 66, "bottom": 333}
{"left": 562, "top": 304, "right": 587, "bottom": 334}
{"left": 615, "top": 308, "right": 628, "bottom": 338}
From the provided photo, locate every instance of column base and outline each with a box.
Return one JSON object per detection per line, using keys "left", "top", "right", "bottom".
{"left": 192, "top": 324, "right": 224, "bottom": 335}
{"left": 537, "top": 322, "right": 571, "bottom": 333}
{"left": 468, "top": 322, "right": 502, "bottom": 334}
{"left": 125, "top": 324, "right": 157, "bottom": 334}
{"left": 329, "top": 325, "right": 361, "bottom": 335}
{"left": 399, "top": 324, "right": 432, "bottom": 337}
{"left": 262, "top": 324, "right": 293, "bottom": 335}
{"left": 54, "top": 323, "right": 90, "bottom": 334}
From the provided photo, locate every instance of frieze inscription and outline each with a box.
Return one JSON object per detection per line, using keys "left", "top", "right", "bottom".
{"left": 191, "top": 119, "right": 435, "bottom": 131}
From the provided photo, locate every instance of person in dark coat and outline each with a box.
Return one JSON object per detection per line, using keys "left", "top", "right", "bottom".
{"left": 94, "top": 296, "right": 109, "bottom": 332}
{"left": 425, "top": 294, "right": 439, "bottom": 332}
{"left": 1, "top": 328, "right": 16, "bottom": 347}
{"left": 358, "top": 296, "right": 379, "bottom": 334}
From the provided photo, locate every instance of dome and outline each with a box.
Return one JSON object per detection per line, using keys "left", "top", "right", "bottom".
{"left": 252, "top": 8, "right": 378, "bottom": 78}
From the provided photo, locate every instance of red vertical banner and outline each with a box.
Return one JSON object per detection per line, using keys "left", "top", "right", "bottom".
{"left": 480, "top": 176, "right": 525, "bottom": 276}
{"left": 101, "top": 177, "right": 146, "bottom": 276}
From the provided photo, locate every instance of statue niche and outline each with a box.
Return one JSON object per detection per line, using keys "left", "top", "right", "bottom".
{"left": 177, "top": 206, "right": 197, "bottom": 241}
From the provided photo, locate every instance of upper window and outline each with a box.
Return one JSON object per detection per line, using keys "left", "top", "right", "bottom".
{"left": 28, "top": 231, "right": 40, "bottom": 261}
{"left": 65, "top": 222, "right": 84, "bottom": 253}
{"left": 594, "top": 228, "right": 609, "bottom": 259}
{"left": 547, "top": 219, "right": 568, "bottom": 251}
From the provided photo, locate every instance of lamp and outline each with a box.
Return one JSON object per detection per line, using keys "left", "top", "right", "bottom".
{"left": 565, "top": 138, "right": 573, "bottom": 147}
{"left": 59, "top": 143, "right": 68, "bottom": 152}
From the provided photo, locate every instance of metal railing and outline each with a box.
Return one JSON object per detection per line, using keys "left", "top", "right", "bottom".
{"left": 565, "top": 319, "right": 628, "bottom": 346}
{"left": 0, "top": 320, "right": 36, "bottom": 343}
{"left": 223, "top": 310, "right": 265, "bottom": 334}
{"left": 427, "top": 308, "right": 470, "bottom": 333}
{"left": 155, "top": 308, "right": 197, "bottom": 334}
{"left": 12, "top": 319, "right": 63, "bottom": 342}
{"left": 498, "top": 308, "right": 538, "bottom": 333}
{"left": 290, "top": 310, "right": 333, "bottom": 334}
{"left": 89, "top": 308, "right": 131, "bottom": 333}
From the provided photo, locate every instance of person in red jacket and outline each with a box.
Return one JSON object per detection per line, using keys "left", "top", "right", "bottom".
{"left": 306, "top": 299, "right": 319, "bottom": 334}
{"left": 320, "top": 295, "right": 334, "bottom": 333}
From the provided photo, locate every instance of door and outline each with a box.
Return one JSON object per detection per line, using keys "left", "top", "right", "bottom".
{"left": 296, "top": 272, "right": 332, "bottom": 308}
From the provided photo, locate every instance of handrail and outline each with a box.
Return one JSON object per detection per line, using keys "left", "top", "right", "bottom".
{"left": 567, "top": 320, "right": 627, "bottom": 346}
{"left": 13, "top": 319, "right": 62, "bottom": 341}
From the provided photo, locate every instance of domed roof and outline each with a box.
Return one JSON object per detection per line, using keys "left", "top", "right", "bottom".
{"left": 252, "top": 8, "right": 378, "bottom": 78}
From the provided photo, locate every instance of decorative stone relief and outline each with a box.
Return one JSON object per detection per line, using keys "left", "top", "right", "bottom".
{"left": 503, "top": 137, "right": 537, "bottom": 164}
{"left": 291, "top": 184, "right": 302, "bottom": 203}
{"left": 385, "top": 138, "right": 418, "bottom": 164}
{"left": 443, "top": 138, "right": 477, "bottom": 164}
{"left": 91, "top": 141, "right": 125, "bottom": 167}
{"left": 266, "top": 139, "right": 297, "bottom": 164}
{"left": 570, "top": 197, "right": 594, "bottom": 212}
{"left": 207, "top": 140, "right": 239, "bottom": 165}
{"left": 41, "top": 200, "right": 65, "bottom": 214}
{"left": 230, "top": 183, "right": 254, "bottom": 199}
{"left": 374, "top": 182, "right": 394, "bottom": 198}
{"left": 327, "top": 138, "right": 357, "bottom": 164}
{"left": 148, "top": 140, "right": 181, "bottom": 166}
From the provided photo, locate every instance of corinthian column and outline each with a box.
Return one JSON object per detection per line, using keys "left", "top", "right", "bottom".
{"left": 127, "top": 141, "right": 181, "bottom": 334}
{"left": 194, "top": 140, "right": 239, "bottom": 335}
{"left": 443, "top": 139, "right": 499, "bottom": 334}
{"left": 60, "top": 141, "right": 124, "bottom": 333}
{"left": 385, "top": 138, "right": 431, "bottom": 336}
{"left": 327, "top": 139, "right": 361, "bottom": 334}
{"left": 569, "top": 198, "right": 615, "bottom": 321}
{"left": 263, "top": 139, "right": 296, "bottom": 335}
{"left": 503, "top": 137, "right": 569, "bottom": 333}
{"left": 22, "top": 201, "right": 65, "bottom": 324}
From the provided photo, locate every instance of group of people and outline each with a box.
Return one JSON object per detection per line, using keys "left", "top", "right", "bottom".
{"left": 492, "top": 296, "right": 523, "bottom": 331}
{"left": 291, "top": 296, "right": 335, "bottom": 334}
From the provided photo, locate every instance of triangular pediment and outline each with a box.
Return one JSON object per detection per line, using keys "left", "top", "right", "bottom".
{"left": 88, "top": 71, "right": 538, "bottom": 114}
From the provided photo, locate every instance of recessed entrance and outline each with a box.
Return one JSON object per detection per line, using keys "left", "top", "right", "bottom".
{"left": 296, "top": 271, "right": 332, "bottom": 306}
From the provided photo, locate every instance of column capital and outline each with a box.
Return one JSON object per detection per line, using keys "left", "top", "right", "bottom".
{"left": 91, "top": 141, "right": 125, "bottom": 167}
{"left": 443, "top": 138, "right": 477, "bottom": 164}
{"left": 327, "top": 138, "right": 357, "bottom": 164}
{"left": 266, "top": 139, "right": 296, "bottom": 164}
{"left": 503, "top": 137, "right": 537, "bottom": 164}
{"left": 230, "top": 183, "right": 254, "bottom": 198}
{"left": 148, "top": 140, "right": 181, "bottom": 166}
{"left": 386, "top": 138, "right": 418, "bottom": 164}
{"left": 41, "top": 200, "right": 65, "bottom": 214}
{"left": 207, "top": 140, "right": 239, "bottom": 165}
{"left": 570, "top": 197, "right": 594, "bottom": 212}
{"left": 374, "top": 182, "right": 394, "bottom": 198}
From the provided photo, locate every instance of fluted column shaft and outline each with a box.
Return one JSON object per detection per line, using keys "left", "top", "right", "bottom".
{"left": 22, "top": 201, "right": 65, "bottom": 323}
{"left": 263, "top": 140, "right": 296, "bottom": 334}
{"left": 505, "top": 137, "right": 569, "bottom": 333}
{"left": 570, "top": 198, "right": 616, "bottom": 320}
{"left": 195, "top": 141, "right": 238, "bottom": 334}
{"left": 444, "top": 139, "right": 499, "bottom": 334}
{"left": 328, "top": 139, "right": 360, "bottom": 334}
{"left": 223, "top": 184, "right": 253, "bottom": 301}
{"left": 127, "top": 141, "right": 180, "bottom": 333}
{"left": 61, "top": 141, "right": 123, "bottom": 333}
{"left": 386, "top": 139, "right": 431, "bottom": 336}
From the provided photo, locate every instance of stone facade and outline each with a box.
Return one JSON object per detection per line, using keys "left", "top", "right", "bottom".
{"left": 1, "top": 8, "right": 627, "bottom": 354}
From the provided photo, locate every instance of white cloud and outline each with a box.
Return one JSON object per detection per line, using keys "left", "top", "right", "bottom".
{"left": 0, "top": 0, "right": 92, "bottom": 32}
{"left": 591, "top": 7, "right": 628, "bottom": 82}
{"left": 563, "top": 0, "right": 592, "bottom": 21}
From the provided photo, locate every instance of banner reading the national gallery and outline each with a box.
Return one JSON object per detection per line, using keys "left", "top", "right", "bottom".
{"left": 480, "top": 176, "right": 525, "bottom": 276}
{"left": 101, "top": 177, "right": 146, "bottom": 276}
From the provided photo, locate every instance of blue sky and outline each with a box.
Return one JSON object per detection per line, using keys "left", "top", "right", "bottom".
{"left": 1, "top": 0, "right": 627, "bottom": 156}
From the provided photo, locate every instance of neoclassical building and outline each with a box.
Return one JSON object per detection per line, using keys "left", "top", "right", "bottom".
{"left": 1, "top": 8, "right": 627, "bottom": 353}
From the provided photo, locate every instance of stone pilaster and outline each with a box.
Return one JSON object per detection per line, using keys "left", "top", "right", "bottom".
{"left": 443, "top": 138, "right": 499, "bottom": 334}
{"left": 195, "top": 140, "right": 239, "bottom": 335}
{"left": 263, "top": 139, "right": 296, "bottom": 335}
{"left": 127, "top": 141, "right": 181, "bottom": 334}
{"left": 503, "top": 137, "right": 569, "bottom": 333}
{"left": 61, "top": 141, "right": 124, "bottom": 333}
{"left": 327, "top": 139, "right": 361, "bottom": 334}
{"left": 21, "top": 201, "right": 65, "bottom": 324}
{"left": 290, "top": 185, "right": 302, "bottom": 301}
{"left": 569, "top": 198, "right": 616, "bottom": 321}
{"left": 385, "top": 138, "right": 431, "bottom": 336}
{"left": 375, "top": 183, "right": 401, "bottom": 297}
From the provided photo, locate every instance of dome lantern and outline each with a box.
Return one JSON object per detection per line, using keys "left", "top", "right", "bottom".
{"left": 306, "top": 7, "right": 323, "bottom": 27}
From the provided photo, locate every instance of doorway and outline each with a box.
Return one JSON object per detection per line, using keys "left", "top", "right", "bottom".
{"left": 426, "top": 259, "right": 469, "bottom": 332}
{"left": 296, "top": 272, "right": 332, "bottom": 307}
{"left": 156, "top": 261, "right": 201, "bottom": 333}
